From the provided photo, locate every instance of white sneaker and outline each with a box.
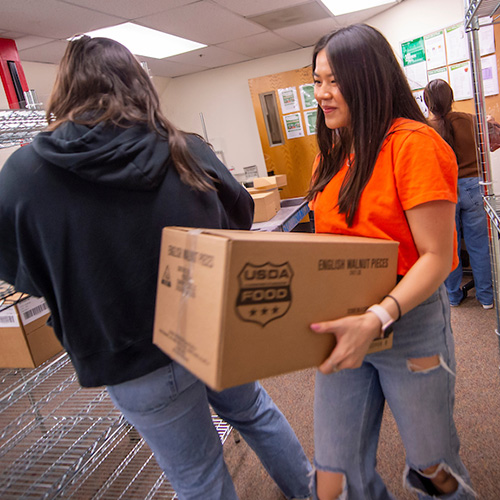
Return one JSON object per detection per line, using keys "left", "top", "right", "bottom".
{"left": 482, "top": 303, "right": 494, "bottom": 310}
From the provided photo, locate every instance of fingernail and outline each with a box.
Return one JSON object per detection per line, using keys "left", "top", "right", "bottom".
{"left": 310, "top": 323, "right": 321, "bottom": 331}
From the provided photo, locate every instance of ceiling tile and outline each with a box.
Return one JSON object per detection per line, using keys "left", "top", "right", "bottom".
{"left": 18, "top": 40, "right": 69, "bottom": 64}
{"left": 275, "top": 17, "right": 341, "bottom": 47}
{"left": 328, "top": 3, "right": 398, "bottom": 24}
{"left": 59, "top": 0, "right": 197, "bottom": 21}
{"left": 137, "top": 1, "right": 266, "bottom": 45}
{"left": 0, "top": 31, "right": 31, "bottom": 40}
{"left": 12, "top": 36, "right": 56, "bottom": 51}
{"left": 168, "top": 45, "right": 252, "bottom": 69}
{"left": 139, "top": 57, "right": 207, "bottom": 78}
{"left": 217, "top": 32, "right": 301, "bottom": 58}
{"left": 247, "top": 2, "right": 330, "bottom": 30}
{"left": 0, "top": 0, "right": 122, "bottom": 39}
{"left": 212, "top": 0, "right": 310, "bottom": 17}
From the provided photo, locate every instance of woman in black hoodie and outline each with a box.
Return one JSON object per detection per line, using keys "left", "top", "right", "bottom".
{"left": 0, "top": 36, "right": 312, "bottom": 500}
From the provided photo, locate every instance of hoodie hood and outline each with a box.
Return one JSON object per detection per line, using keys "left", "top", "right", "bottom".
{"left": 32, "top": 122, "right": 171, "bottom": 191}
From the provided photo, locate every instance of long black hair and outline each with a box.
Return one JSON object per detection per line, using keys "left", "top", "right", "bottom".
{"left": 47, "top": 36, "right": 213, "bottom": 191}
{"left": 307, "top": 24, "right": 426, "bottom": 226}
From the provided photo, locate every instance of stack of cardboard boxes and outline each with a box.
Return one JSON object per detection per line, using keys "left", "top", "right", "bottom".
{"left": 246, "top": 174, "right": 287, "bottom": 222}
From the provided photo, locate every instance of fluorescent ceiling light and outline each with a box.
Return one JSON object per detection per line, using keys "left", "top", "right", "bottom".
{"left": 320, "top": 0, "right": 396, "bottom": 16}
{"left": 81, "top": 22, "right": 206, "bottom": 59}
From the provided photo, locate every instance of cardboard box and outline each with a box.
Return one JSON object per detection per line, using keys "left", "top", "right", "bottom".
{"left": 253, "top": 174, "right": 287, "bottom": 189}
{"left": 246, "top": 182, "right": 282, "bottom": 223}
{"left": 251, "top": 191, "right": 280, "bottom": 222}
{"left": 0, "top": 294, "right": 63, "bottom": 368}
{"left": 153, "top": 228, "right": 398, "bottom": 390}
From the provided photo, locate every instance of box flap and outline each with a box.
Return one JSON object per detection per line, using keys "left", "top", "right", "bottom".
{"left": 166, "top": 228, "right": 399, "bottom": 248}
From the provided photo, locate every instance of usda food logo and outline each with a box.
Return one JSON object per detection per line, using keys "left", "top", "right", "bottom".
{"left": 236, "top": 262, "right": 293, "bottom": 327}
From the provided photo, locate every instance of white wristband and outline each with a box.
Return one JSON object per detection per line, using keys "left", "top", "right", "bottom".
{"left": 366, "top": 304, "right": 395, "bottom": 337}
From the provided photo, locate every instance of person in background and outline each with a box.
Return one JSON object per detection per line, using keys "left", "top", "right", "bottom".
{"left": 424, "top": 78, "right": 494, "bottom": 309}
{"left": 307, "top": 24, "right": 475, "bottom": 499}
{"left": 0, "top": 36, "right": 312, "bottom": 500}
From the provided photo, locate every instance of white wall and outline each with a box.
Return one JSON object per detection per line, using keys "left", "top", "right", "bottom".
{"left": 159, "top": 47, "right": 313, "bottom": 177}
{"left": 369, "top": 0, "right": 464, "bottom": 52}
{"left": 22, "top": 61, "right": 59, "bottom": 108}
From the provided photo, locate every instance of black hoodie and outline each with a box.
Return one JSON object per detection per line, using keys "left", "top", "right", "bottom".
{"left": 0, "top": 122, "right": 254, "bottom": 387}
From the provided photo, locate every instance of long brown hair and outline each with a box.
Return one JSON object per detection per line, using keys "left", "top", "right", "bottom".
{"left": 423, "top": 79, "right": 455, "bottom": 148}
{"left": 307, "top": 24, "right": 426, "bottom": 226}
{"left": 46, "top": 36, "right": 212, "bottom": 191}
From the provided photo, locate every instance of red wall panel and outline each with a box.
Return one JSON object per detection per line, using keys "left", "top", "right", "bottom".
{"left": 0, "top": 38, "right": 29, "bottom": 109}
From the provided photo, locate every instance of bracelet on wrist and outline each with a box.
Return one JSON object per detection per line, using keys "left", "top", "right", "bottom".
{"left": 366, "top": 304, "right": 395, "bottom": 338}
{"left": 383, "top": 294, "right": 402, "bottom": 320}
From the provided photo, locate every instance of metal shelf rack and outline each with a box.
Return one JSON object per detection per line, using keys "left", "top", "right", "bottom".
{"left": 0, "top": 109, "right": 47, "bottom": 149}
{"left": 465, "top": 0, "right": 500, "bottom": 339}
{"left": 0, "top": 339, "right": 233, "bottom": 499}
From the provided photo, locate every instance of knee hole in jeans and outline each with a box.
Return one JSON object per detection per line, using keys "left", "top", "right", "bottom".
{"left": 419, "top": 463, "right": 459, "bottom": 495}
{"left": 316, "top": 470, "right": 346, "bottom": 500}
{"left": 405, "top": 462, "right": 476, "bottom": 498}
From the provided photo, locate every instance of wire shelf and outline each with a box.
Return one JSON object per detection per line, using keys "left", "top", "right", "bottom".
{"left": 0, "top": 352, "right": 233, "bottom": 499}
{"left": 0, "top": 109, "right": 47, "bottom": 149}
{"left": 0, "top": 280, "right": 27, "bottom": 313}
{"left": 465, "top": 0, "right": 500, "bottom": 28}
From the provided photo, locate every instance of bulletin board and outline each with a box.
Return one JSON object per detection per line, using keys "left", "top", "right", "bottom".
{"left": 401, "top": 18, "right": 500, "bottom": 117}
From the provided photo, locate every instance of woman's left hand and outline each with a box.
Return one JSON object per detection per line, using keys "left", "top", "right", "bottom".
{"left": 310, "top": 312, "right": 382, "bottom": 374}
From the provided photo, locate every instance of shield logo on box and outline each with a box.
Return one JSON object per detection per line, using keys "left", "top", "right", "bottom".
{"left": 236, "top": 262, "right": 293, "bottom": 327}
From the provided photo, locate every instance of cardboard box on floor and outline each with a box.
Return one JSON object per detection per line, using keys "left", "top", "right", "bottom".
{"left": 0, "top": 294, "right": 63, "bottom": 368}
{"left": 153, "top": 228, "right": 398, "bottom": 390}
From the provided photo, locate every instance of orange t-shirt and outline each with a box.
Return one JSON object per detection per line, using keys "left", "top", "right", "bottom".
{"left": 312, "top": 118, "right": 459, "bottom": 276}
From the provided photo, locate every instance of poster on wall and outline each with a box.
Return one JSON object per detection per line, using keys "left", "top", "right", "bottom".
{"left": 283, "top": 113, "right": 305, "bottom": 139}
{"left": 479, "top": 17, "right": 495, "bottom": 56}
{"left": 481, "top": 54, "right": 499, "bottom": 96}
{"left": 424, "top": 30, "right": 447, "bottom": 70}
{"left": 401, "top": 36, "right": 428, "bottom": 89}
{"left": 304, "top": 109, "right": 317, "bottom": 135}
{"left": 278, "top": 87, "right": 300, "bottom": 113}
{"left": 299, "top": 84, "right": 317, "bottom": 110}
{"left": 449, "top": 61, "right": 473, "bottom": 101}
{"left": 445, "top": 23, "right": 469, "bottom": 64}
{"left": 413, "top": 90, "right": 428, "bottom": 117}
{"left": 428, "top": 67, "right": 449, "bottom": 84}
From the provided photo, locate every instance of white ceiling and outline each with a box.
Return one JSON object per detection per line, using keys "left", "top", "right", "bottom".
{"left": 0, "top": 0, "right": 403, "bottom": 78}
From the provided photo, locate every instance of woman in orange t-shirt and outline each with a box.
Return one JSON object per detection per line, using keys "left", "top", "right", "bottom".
{"left": 308, "top": 24, "right": 474, "bottom": 500}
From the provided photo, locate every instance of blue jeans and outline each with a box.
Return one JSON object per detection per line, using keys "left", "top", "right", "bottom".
{"left": 107, "top": 361, "right": 312, "bottom": 500}
{"left": 445, "top": 177, "right": 493, "bottom": 306}
{"left": 313, "top": 285, "right": 475, "bottom": 499}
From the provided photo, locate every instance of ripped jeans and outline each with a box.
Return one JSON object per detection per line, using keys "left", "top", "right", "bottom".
{"left": 313, "top": 285, "right": 475, "bottom": 499}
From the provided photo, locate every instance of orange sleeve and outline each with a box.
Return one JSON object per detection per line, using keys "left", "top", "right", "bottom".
{"left": 393, "top": 128, "right": 458, "bottom": 210}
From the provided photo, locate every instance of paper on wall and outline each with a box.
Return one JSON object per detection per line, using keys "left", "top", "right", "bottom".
{"left": 283, "top": 113, "right": 304, "bottom": 139}
{"left": 278, "top": 87, "right": 300, "bottom": 114}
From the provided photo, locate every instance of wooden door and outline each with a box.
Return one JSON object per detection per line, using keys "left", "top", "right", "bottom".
{"left": 248, "top": 67, "right": 319, "bottom": 199}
